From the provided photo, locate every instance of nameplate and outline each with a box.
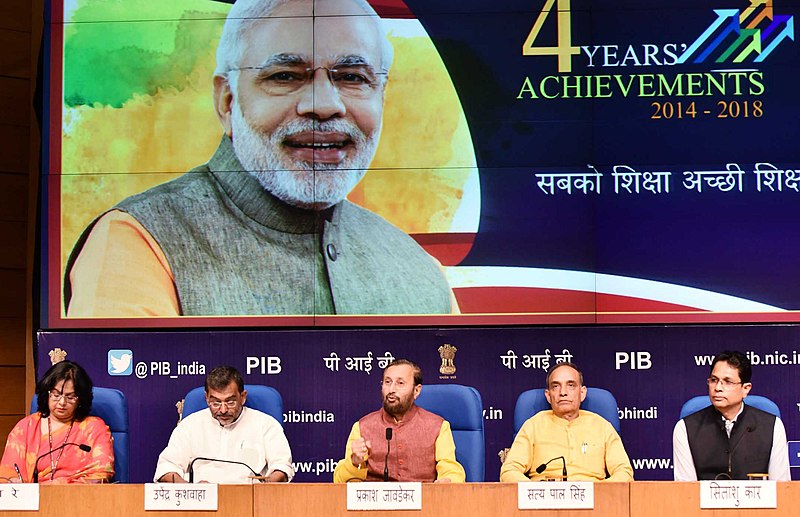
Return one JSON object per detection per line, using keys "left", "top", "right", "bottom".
{"left": 699, "top": 480, "right": 777, "bottom": 509}
{"left": 346, "top": 482, "right": 422, "bottom": 511}
{"left": 517, "top": 481, "right": 594, "bottom": 509}
{"left": 0, "top": 484, "right": 39, "bottom": 511}
{"left": 144, "top": 483, "right": 218, "bottom": 511}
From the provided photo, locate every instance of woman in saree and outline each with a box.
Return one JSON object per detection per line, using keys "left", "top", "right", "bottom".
{"left": 0, "top": 360, "right": 114, "bottom": 483}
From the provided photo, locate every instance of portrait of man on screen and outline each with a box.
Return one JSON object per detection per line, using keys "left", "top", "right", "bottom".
{"left": 63, "top": 0, "right": 458, "bottom": 318}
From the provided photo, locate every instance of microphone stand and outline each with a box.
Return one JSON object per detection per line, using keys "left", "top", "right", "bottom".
{"left": 384, "top": 428, "right": 393, "bottom": 482}
{"left": 535, "top": 456, "right": 567, "bottom": 481}
{"left": 32, "top": 443, "right": 91, "bottom": 483}
{"left": 187, "top": 457, "right": 260, "bottom": 483}
{"left": 725, "top": 425, "right": 755, "bottom": 479}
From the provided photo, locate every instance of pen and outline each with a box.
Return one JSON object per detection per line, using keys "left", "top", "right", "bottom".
{"left": 13, "top": 463, "right": 23, "bottom": 482}
{"left": 581, "top": 442, "right": 587, "bottom": 454}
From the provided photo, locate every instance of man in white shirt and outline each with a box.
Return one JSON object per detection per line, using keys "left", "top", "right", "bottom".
{"left": 155, "top": 366, "right": 293, "bottom": 483}
{"left": 673, "top": 350, "right": 790, "bottom": 481}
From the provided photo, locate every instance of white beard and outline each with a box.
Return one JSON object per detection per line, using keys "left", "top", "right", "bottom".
{"left": 230, "top": 101, "right": 379, "bottom": 210}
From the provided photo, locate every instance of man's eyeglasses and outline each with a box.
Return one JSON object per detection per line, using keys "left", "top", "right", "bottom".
{"left": 706, "top": 376, "right": 743, "bottom": 389}
{"left": 208, "top": 400, "right": 239, "bottom": 410}
{"left": 49, "top": 390, "right": 78, "bottom": 404}
{"left": 228, "top": 65, "right": 387, "bottom": 99}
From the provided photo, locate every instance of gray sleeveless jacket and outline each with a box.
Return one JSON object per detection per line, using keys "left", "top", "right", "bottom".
{"left": 68, "top": 136, "right": 453, "bottom": 316}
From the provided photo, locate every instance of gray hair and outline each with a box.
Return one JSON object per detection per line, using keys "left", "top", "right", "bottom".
{"left": 545, "top": 361, "right": 584, "bottom": 387}
{"left": 215, "top": 0, "right": 394, "bottom": 93}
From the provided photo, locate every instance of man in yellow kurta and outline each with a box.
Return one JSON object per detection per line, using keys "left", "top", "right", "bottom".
{"left": 333, "top": 359, "right": 465, "bottom": 483}
{"left": 500, "top": 362, "right": 633, "bottom": 482}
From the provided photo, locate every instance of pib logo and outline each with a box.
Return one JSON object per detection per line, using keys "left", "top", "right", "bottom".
{"left": 615, "top": 351, "right": 652, "bottom": 370}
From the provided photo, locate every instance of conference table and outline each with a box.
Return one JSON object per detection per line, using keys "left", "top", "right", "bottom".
{"left": 1, "top": 482, "right": 798, "bottom": 516}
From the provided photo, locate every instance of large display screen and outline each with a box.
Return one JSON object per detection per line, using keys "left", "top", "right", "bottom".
{"left": 42, "top": 0, "right": 800, "bottom": 327}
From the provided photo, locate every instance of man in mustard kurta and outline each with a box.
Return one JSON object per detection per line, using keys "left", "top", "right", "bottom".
{"left": 500, "top": 362, "right": 633, "bottom": 482}
{"left": 333, "top": 359, "right": 465, "bottom": 483}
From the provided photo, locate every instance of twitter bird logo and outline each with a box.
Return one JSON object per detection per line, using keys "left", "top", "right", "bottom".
{"left": 108, "top": 350, "right": 133, "bottom": 376}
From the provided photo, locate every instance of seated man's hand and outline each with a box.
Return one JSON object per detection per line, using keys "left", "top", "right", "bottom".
{"left": 350, "top": 438, "right": 372, "bottom": 467}
{"left": 266, "top": 470, "right": 288, "bottom": 483}
{"left": 158, "top": 472, "right": 187, "bottom": 483}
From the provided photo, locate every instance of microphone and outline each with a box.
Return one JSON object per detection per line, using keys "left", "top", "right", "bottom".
{"left": 383, "top": 428, "right": 393, "bottom": 482}
{"left": 725, "top": 425, "right": 756, "bottom": 478}
{"left": 187, "top": 457, "right": 260, "bottom": 483}
{"left": 535, "top": 456, "right": 567, "bottom": 481}
{"left": 32, "top": 442, "right": 91, "bottom": 483}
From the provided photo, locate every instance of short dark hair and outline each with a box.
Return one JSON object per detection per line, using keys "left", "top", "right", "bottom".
{"left": 384, "top": 359, "right": 423, "bottom": 386}
{"left": 205, "top": 365, "right": 244, "bottom": 393}
{"left": 36, "top": 361, "right": 94, "bottom": 421}
{"left": 546, "top": 362, "right": 584, "bottom": 387}
{"left": 711, "top": 351, "right": 752, "bottom": 384}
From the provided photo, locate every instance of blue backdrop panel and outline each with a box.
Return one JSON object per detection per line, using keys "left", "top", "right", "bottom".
{"left": 37, "top": 325, "right": 800, "bottom": 482}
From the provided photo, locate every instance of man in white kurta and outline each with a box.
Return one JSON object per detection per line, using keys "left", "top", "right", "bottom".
{"left": 154, "top": 366, "right": 293, "bottom": 483}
